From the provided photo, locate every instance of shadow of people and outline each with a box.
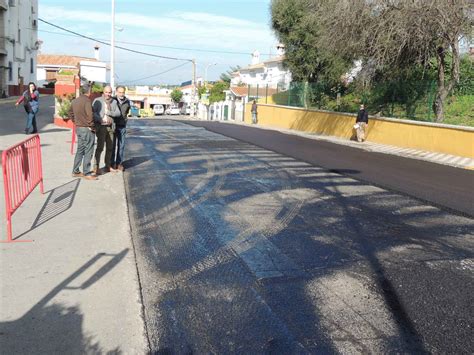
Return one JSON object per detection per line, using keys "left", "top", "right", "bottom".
{"left": 0, "top": 250, "right": 128, "bottom": 354}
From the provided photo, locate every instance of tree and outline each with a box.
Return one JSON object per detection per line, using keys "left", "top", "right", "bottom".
{"left": 316, "top": 0, "right": 473, "bottom": 122}
{"left": 220, "top": 66, "right": 241, "bottom": 84}
{"left": 209, "top": 81, "right": 229, "bottom": 104}
{"left": 271, "top": 0, "right": 351, "bottom": 84}
{"left": 170, "top": 88, "right": 183, "bottom": 103}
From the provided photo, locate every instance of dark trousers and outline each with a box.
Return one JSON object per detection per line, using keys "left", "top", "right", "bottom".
{"left": 94, "top": 125, "right": 114, "bottom": 169}
{"left": 73, "top": 127, "right": 95, "bottom": 175}
{"left": 25, "top": 109, "right": 38, "bottom": 133}
{"left": 112, "top": 126, "right": 126, "bottom": 167}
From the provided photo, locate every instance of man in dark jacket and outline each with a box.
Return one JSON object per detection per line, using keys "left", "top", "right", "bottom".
{"left": 70, "top": 84, "right": 98, "bottom": 180}
{"left": 355, "top": 104, "right": 369, "bottom": 142}
{"left": 112, "top": 85, "right": 131, "bottom": 171}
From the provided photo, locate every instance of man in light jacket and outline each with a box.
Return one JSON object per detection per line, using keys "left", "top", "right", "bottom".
{"left": 112, "top": 85, "right": 131, "bottom": 171}
{"left": 92, "top": 86, "right": 121, "bottom": 174}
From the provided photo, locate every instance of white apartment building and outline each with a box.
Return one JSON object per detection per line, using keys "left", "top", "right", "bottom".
{"left": 0, "top": 0, "right": 39, "bottom": 97}
{"left": 231, "top": 45, "right": 292, "bottom": 90}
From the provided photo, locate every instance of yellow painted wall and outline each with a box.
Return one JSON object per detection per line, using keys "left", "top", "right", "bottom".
{"left": 245, "top": 103, "right": 474, "bottom": 158}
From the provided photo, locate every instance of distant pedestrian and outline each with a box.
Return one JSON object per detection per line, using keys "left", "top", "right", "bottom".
{"left": 112, "top": 86, "right": 131, "bottom": 171}
{"left": 355, "top": 104, "right": 369, "bottom": 142}
{"left": 92, "top": 85, "right": 121, "bottom": 174}
{"left": 70, "top": 83, "right": 98, "bottom": 180}
{"left": 251, "top": 100, "right": 258, "bottom": 124}
{"left": 15, "top": 82, "right": 39, "bottom": 134}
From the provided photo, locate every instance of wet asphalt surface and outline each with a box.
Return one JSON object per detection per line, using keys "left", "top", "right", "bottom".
{"left": 123, "top": 118, "right": 473, "bottom": 354}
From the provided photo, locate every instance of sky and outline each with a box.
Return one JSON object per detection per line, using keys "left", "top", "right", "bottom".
{"left": 38, "top": 0, "right": 279, "bottom": 85}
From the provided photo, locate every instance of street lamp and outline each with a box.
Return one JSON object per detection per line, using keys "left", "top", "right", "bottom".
{"left": 205, "top": 62, "right": 217, "bottom": 88}
{"left": 110, "top": 0, "right": 116, "bottom": 93}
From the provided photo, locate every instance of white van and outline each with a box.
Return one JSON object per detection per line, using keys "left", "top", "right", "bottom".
{"left": 153, "top": 104, "right": 164, "bottom": 115}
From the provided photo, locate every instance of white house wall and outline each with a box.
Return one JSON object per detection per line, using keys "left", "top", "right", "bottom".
{"left": 0, "top": 0, "right": 38, "bottom": 95}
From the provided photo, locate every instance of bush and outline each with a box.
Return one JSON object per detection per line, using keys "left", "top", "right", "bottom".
{"left": 91, "top": 82, "right": 104, "bottom": 94}
{"left": 43, "top": 81, "right": 55, "bottom": 89}
{"left": 58, "top": 69, "right": 75, "bottom": 75}
{"left": 56, "top": 93, "right": 75, "bottom": 119}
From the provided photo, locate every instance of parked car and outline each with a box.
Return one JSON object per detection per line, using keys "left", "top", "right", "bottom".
{"left": 180, "top": 105, "right": 191, "bottom": 115}
{"left": 165, "top": 106, "right": 180, "bottom": 115}
{"left": 153, "top": 104, "right": 164, "bottom": 115}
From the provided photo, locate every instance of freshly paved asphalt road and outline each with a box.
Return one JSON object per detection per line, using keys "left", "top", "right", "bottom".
{"left": 124, "top": 119, "right": 473, "bottom": 354}
{"left": 181, "top": 120, "right": 474, "bottom": 217}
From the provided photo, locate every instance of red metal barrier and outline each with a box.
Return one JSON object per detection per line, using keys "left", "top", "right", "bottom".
{"left": 71, "top": 124, "right": 76, "bottom": 155}
{"left": 2, "top": 134, "right": 44, "bottom": 242}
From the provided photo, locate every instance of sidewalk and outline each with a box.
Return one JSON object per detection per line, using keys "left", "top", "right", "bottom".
{"left": 186, "top": 117, "right": 474, "bottom": 170}
{"left": 0, "top": 96, "right": 148, "bottom": 353}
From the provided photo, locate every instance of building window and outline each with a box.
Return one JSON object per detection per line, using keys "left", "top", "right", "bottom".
{"left": 32, "top": 19, "right": 37, "bottom": 28}
{"left": 8, "top": 62, "right": 13, "bottom": 81}
{"left": 30, "top": 58, "right": 34, "bottom": 74}
{"left": 9, "top": 0, "right": 15, "bottom": 6}
{"left": 17, "top": 28, "right": 21, "bottom": 43}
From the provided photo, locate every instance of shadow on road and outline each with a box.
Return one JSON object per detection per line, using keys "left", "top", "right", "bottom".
{"left": 125, "top": 119, "right": 474, "bottom": 353}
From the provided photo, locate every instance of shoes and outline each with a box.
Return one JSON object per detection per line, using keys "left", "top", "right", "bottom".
{"left": 83, "top": 174, "right": 98, "bottom": 180}
{"left": 117, "top": 164, "right": 124, "bottom": 171}
{"left": 102, "top": 167, "right": 111, "bottom": 173}
{"left": 109, "top": 166, "right": 119, "bottom": 173}
{"left": 72, "top": 172, "right": 85, "bottom": 178}
{"left": 93, "top": 167, "right": 102, "bottom": 175}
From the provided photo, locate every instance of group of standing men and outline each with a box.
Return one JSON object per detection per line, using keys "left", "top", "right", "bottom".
{"left": 70, "top": 84, "right": 131, "bottom": 180}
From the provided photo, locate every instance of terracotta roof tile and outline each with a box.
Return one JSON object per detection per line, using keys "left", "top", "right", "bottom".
{"left": 37, "top": 54, "right": 97, "bottom": 67}
{"left": 230, "top": 86, "right": 278, "bottom": 97}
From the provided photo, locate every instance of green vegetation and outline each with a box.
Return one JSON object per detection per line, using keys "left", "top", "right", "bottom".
{"left": 271, "top": 0, "right": 473, "bottom": 125}
{"left": 209, "top": 81, "right": 229, "bottom": 104}
{"left": 91, "top": 82, "right": 104, "bottom": 94}
{"left": 55, "top": 94, "right": 75, "bottom": 119}
{"left": 170, "top": 88, "right": 183, "bottom": 103}
{"left": 220, "top": 65, "right": 241, "bottom": 84}
{"left": 57, "top": 69, "right": 75, "bottom": 75}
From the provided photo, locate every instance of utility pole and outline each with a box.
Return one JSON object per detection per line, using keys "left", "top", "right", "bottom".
{"left": 110, "top": 0, "right": 115, "bottom": 93}
{"left": 192, "top": 59, "right": 196, "bottom": 117}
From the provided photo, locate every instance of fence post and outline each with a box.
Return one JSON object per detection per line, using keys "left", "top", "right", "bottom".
{"left": 288, "top": 83, "right": 291, "bottom": 106}
{"left": 70, "top": 123, "right": 76, "bottom": 155}
{"left": 427, "top": 80, "right": 436, "bottom": 122}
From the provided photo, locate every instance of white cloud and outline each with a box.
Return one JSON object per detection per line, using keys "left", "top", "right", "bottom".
{"left": 40, "top": 5, "right": 275, "bottom": 51}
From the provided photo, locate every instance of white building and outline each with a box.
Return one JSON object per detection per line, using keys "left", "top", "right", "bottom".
{"left": 37, "top": 47, "right": 108, "bottom": 87}
{"left": 0, "top": 0, "right": 39, "bottom": 96}
{"left": 231, "top": 44, "right": 292, "bottom": 90}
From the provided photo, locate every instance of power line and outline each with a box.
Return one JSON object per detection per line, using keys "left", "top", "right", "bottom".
{"left": 36, "top": 28, "right": 258, "bottom": 56}
{"left": 121, "top": 62, "right": 189, "bottom": 84}
{"left": 38, "top": 18, "right": 192, "bottom": 62}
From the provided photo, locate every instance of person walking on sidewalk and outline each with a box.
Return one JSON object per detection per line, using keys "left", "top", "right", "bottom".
{"left": 355, "top": 104, "right": 369, "bottom": 142}
{"left": 92, "top": 86, "right": 121, "bottom": 174}
{"left": 70, "top": 83, "right": 98, "bottom": 180}
{"left": 251, "top": 100, "right": 258, "bottom": 124}
{"left": 111, "top": 86, "right": 131, "bottom": 171}
{"left": 15, "top": 82, "right": 40, "bottom": 134}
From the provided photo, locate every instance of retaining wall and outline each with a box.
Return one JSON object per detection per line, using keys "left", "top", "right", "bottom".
{"left": 244, "top": 103, "right": 474, "bottom": 158}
